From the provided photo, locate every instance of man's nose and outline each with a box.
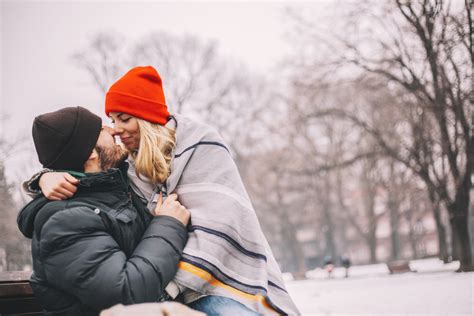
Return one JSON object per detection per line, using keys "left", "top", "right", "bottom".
{"left": 102, "top": 125, "right": 116, "bottom": 136}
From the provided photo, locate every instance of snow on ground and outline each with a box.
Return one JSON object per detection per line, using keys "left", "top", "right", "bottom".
{"left": 285, "top": 259, "right": 473, "bottom": 315}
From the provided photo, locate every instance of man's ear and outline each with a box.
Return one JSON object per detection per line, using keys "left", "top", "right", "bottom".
{"left": 83, "top": 148, "right": 100, "bottom": 172}
{"left": 88, "top": 149, "right": 98, "bottom": 161}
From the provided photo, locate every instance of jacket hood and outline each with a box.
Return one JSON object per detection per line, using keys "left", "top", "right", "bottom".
{"left": 17, "top": 163, "right": 129, "bottom": 239}
{"left": 17, "top": 195, "right": 49, "bottom": 238}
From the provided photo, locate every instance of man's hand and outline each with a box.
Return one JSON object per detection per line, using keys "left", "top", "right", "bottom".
{"left": 39, "top": 172, "right": 79, "bottom": 200}
{"left": 153, "top": 193, "right": 190, "bottom": 227}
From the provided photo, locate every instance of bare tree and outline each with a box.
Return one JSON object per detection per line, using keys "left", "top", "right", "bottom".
{"left": 131, "top": 32, "right": 237, "bottom": 116}
{"left": 74, "top": 32, "right": 237, "bottom": 116}
{"left": 0, "top": 114, "right": 32, "bottom": 271}
{"left": 287, "top": 0, "right": 472, "bottom": 270}
{"left": 247, "top": 149, "right": 309, "bottom": 276}
{"left": 72, "top": 32, "right": 126, "bottom": 94}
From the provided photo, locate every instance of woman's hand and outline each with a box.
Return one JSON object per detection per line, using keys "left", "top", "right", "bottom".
{"left": 153, "top": 193, "right": 190, "bottom": 227}
{"left": 39, "top": 172, "right": 79, "bottom": 200}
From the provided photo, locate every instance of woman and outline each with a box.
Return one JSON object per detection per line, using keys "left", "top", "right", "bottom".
{"left": 37, "top": 66, "right": 300, "bottom": 315}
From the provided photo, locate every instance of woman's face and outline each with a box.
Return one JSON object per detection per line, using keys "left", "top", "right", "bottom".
{"left": 109, "top": 112, "right": 140, "bottom": 151}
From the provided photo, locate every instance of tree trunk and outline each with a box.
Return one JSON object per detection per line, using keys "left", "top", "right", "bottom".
{"left": 275, "top": 185, "right": 307, "bottom": 276}
{"left": 281, "top": 218, "right": 307, "bottom": 276}
{"left": 338, "top": 219, "right": 349, "bottom": 255}
{"left": 433, "top": 206, "right": 449, "bottom": 262}
{"left": 368, "top": 235, "right": 377, "bottom": 264}
{"left": 408, "top": 225, "right": 419, "bottom": 259}
{"left": 334, "top": 169, "right": 351, "bottom": 257}
{"left": 448, "top": 180, "right": 473, "bottom": 271}
{"left": 404, "top": 200, "right": 419, "bottom": 259}
{"left": 387, "top": 162, "right": 401, "bottom": 260}
{"left": 387, "top": 195, "right": 401, "bottom": 260}
{"left": 427, "top": 190, "right": 449, "bottom": 262}
{"left": 362, "top": 161, "right": 378, "bottom": 264}
{"left": 389, "top": 211, "right": 401, "bottom": 260}
{"left": 323, "top": 174, "right": 337, "bottom": 262}
{"left": 450, "top": 215, "right": 473, "bottom": 271}
{"left": 447, "top": 168, "right": 472, "bottom": 271}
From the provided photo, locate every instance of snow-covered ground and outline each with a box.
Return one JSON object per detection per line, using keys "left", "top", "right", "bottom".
{"left": 285, "top": 259, "right": 473, "bottom": 315}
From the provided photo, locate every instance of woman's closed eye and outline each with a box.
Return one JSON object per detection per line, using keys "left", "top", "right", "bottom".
{"left": 118, "top": 114, "right": 131, "bottom": 122}
{"left": 111, "top": 117, "right": 130, "bottom": 124}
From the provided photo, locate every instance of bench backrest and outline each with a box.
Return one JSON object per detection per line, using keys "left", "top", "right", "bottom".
{"left": 0, "top": 271, "right": 42, "bottom": 315}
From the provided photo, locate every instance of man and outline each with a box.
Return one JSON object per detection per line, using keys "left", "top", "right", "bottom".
{"left": 17, "top": 106, "right": 190, "bottom": 315}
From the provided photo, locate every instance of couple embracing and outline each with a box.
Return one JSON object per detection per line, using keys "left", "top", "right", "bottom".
{"left": 18, "top": 66, "right": 299, "bottom": 315}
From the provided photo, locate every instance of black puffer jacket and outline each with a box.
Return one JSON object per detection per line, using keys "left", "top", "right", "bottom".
{"left": 17, "top": 165, "right": 188, "bottom": 315}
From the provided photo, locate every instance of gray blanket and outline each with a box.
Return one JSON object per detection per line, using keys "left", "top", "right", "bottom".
{"left": 129, "top": 114, "right": 299, "bottom": 315}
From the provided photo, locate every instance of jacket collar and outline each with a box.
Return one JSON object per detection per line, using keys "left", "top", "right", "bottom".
{"left": 74, "top": 161, "right": 130, "bottom": 193}
{"left": 17, "top": 162, "right": 130, "bottom": 239}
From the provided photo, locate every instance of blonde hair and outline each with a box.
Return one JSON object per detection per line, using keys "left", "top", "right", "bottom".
{"left": 131, "top": 118, "right": 176, "bottom": 185}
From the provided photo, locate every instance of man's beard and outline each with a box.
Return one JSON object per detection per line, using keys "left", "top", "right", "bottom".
{"left": 95, "top": 145, "right": 129, "bottom": 170}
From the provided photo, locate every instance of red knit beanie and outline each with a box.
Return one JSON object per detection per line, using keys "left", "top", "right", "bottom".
{"left": 105, "top": 66, "right": 170, "bottom": 125}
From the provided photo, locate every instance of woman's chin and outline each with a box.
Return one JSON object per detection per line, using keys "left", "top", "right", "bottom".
{"left": 123, "top": 143, "right": 139, "bottom": 151}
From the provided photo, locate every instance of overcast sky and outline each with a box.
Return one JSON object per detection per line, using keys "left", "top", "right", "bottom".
{"left": 1, "top": 0, "right": 329, "bottom": 182}
{"left": 1, "top": 1, "right": 299, "bottom": 131}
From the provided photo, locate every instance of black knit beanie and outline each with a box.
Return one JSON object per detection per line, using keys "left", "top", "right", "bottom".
{"left": 32, "top": 106, "right": 102, "bottom": 172}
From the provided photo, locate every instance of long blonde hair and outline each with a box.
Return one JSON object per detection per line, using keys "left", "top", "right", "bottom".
{"left": 131, "top": 118, "right": 176, "bottom": 185}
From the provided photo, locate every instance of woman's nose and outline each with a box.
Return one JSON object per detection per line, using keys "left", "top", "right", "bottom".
{"left": 112, "top": 124, "right": 123, "bottom": 134}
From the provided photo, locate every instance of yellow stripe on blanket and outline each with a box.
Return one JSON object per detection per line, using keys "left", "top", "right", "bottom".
{"left": 178, "top": 261, "right": 278, "bottom": 314}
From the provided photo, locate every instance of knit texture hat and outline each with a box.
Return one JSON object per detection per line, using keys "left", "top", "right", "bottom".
{"left": 32, "top": 106, "right": 102, "bottom": 172}
{"left": 105, "top": 66, "right": 170, "bottom": 125}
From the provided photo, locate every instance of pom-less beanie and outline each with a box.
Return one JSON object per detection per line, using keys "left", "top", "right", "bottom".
{"left": 105, "top": 66, "right": 170, "bottom": 125}
{"left": 32, "top": 106, "right": 102, "bottom": 172}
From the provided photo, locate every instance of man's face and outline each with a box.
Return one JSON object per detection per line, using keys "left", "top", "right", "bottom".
{"left": 94, "top": 126, "right": 129, "bottom": 170}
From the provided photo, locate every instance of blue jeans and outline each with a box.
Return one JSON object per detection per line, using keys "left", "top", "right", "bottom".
{"left": 188, "top": 295, "right": 260, "bottom": 316}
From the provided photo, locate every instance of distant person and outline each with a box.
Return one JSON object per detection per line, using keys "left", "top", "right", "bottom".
{"left": 323, "top": 255, "right": 334, "bottom": 279}
{"left": 18, "top": 107, "right": 190, "bottom": 315}
{"left": 340, "top": 255, "right": 352, "bottom": 278}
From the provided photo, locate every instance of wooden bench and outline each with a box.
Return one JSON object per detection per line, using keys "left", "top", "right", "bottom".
{"left": 0, "top": 271, "right": 42, "bottom": 315}
{"left": 387, "top": 260, "right": 414, "bottom": 274}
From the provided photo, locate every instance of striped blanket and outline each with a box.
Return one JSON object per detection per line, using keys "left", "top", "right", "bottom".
{"left": 153, "top": 114, "right": 299, "bottom": 315}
